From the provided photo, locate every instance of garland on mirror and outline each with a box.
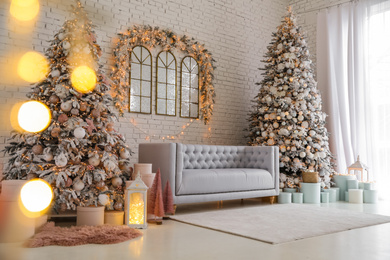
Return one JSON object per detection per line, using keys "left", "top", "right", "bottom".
{"left": 111, "top": 25, "right": 216, "bottom": 124}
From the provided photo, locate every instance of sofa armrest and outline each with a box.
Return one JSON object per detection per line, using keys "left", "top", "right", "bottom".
{"left": 244, "top": 146, "right": 279, "bottom": 193}
{"left": 138, "top": 143, "right": 176, "bottom": 192}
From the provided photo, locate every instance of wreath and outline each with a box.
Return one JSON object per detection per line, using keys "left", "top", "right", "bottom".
{"left": 111, "top": 25, "right": 216, "bottom": 124}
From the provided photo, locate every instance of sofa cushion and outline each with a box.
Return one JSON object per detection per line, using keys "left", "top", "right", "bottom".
{"left": 176, "top": 168, "right": 274, "bottom": 195}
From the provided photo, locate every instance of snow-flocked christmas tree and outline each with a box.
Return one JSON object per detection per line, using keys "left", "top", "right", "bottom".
{"left": 247, "top": 7, "right": 335, "bottom": 188}
{"left": 2, "top": 2, "right": 132, "bottom": 211}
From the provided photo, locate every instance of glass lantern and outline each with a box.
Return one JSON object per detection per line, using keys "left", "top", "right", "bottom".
{"left": 125, "top": 173, "right": 148, "bottom": 229}
{"left": 347, "top": 155, "right": 370, "bottom": 182}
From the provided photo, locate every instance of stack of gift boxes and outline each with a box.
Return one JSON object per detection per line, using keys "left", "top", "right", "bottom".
{"left": 278, "top": 173, "right": 378, "bottom": 204}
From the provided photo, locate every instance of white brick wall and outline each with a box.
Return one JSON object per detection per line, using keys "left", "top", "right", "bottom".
{"left": 0, "top": 0, "right": 289, "bottom": 171}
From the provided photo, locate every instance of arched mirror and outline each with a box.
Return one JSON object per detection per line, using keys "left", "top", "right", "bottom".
{"left": 156, "top": 51, "right": 177, "bottom": 116}
{"left": 180, "top": 56, "right": 199, "bottom": 118}
{"left": 129, "top": 46, "right": 152, "bottom": 114}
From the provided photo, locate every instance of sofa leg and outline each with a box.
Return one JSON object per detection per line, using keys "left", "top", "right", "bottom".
{"left": 269, "top": 196, "right": 276, "bottom": 204}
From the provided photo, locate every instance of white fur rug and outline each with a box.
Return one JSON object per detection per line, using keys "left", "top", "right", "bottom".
{"left": 170, "top": 204, "right": 390, "bottom": 244}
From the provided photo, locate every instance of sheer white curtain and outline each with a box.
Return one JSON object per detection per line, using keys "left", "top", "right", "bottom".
{"left": 317, "top": 0, "right": 390, "bottom": 199}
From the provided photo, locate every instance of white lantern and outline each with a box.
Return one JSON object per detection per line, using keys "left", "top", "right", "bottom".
{"left": 348, "top": 155, "right": 370, "bottom": 181}
{"left": 125, "top": 173, "right": 148, "bottom": 229}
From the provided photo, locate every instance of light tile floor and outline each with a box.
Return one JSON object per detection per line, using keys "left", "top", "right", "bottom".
{"left": 1, "top": 199, "right": 390, "bottom": 260}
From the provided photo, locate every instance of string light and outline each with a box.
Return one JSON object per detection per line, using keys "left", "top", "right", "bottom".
{"left": 129, "top": 118, "right": 201, "bottom": 141}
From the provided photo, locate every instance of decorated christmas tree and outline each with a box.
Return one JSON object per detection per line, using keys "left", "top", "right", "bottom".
{"left": 2, "top": 2, "right": 132, "bottom": 211}
{"left": 247, "top": 7, "right": 334, "bottom": 188}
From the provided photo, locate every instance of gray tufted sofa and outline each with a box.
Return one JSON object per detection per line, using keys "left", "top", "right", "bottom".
{"left": 138, "top": 143, "right": 279, "bottom": 205}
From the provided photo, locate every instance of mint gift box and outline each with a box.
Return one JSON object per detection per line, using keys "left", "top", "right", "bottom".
{"left": 278, "top": 192, "right": 292, "bottom": 204}
{"left": 333, "top": 174, "right": 356, "bottom": 201}
{"left": 330, "top": 187, "right": 340, "bottom": 201}
{"left": 324, "top": 189, "right": 337, "bottom": 202}
{"left": 363, "top": 190, "right": 378, "bottom": 203}
{"left": 300, "top": 183, "right": 321, "bottom": 204}
{"left": 284, "top": 188, "right": 297, "bottom": 193}
{"left": 347, "top": 179, "right": 358, "bottom": 190}
{"left": 292, "top": 192, "right": 303, "bottom": 203}
{"left": 321, "top": 192, "right": 329, "bottom": 203}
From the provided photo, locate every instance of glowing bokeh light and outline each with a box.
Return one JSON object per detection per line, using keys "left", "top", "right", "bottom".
{"left": 17, "top": 101, "right": 51, "bottom": 133}
{"left": 71, "top": 65, "right": 97, "bottom": 93}
{"left": 17, "top": 51, "right": 48, "bottom": 83}
{"left": 20, "top": 179, "right": 53, "bottom": 213}
{"left": 10, "top": 0, "right": 40, "bottom": 22}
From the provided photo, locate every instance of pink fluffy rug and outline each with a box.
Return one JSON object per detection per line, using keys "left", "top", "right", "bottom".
{"left": 25, "top": 222, "right": 142, "bottom": 247}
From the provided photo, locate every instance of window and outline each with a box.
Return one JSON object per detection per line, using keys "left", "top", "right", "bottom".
{"left": 180, "top": 56, "right": 199, "bottom": 118}
{"left": 129, "top": 46, "right": 152, "bottom": 114}
{"left": 156, "top": 51, "right": 177, "bottom": 116}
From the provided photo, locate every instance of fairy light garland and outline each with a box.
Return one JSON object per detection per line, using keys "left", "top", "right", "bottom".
{"left": 111, "top": 25, "right": 216, "bottom": 125}
{"left": 129, "top": 117, "right": 214, "bottom": 143}
{"left": 129, "top": 118, "right": 199, "bottom": 141}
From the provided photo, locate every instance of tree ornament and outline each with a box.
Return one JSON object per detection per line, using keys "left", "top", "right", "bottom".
{"left": 32, "top": 144, "right": 43, "bottom": 155}
{"left": 106, "top": 122, "right": 114, "bottom": 132}
{"left": 111, "top": 176, "right": 123, "bottom": 187}
{"left": 51, "top": 69, "right": 60, "bottom": 78}
{"left": 85, "top": 118, "right": 97, "bottom": 134}
{"left": 105, "top": 145, "right": 112, "bottom": 152}
{"left": 49, "top": 95, "right": 60, "bottom": 104}
{"left": 88, "top": 156, "right": 100, "bottom": 167}
{"left": 104, "top": 159, "right": 116, "bottom": 172}
{"left": 96, "top": 180, "right": 106, "bottom": 190}
{"left": 55, "top": 153, "right": 68, "bottom": 167}
{"left": 79, "top": 102, "right": 87, "bottom": 111}
{"left": 113, "top": 201, "right": 123, "bottom": 211}
{"left": 119, "top": 148, "right": 130, "bottom": 159}
{"left": 51, "top": 127, "right": 61, "bottom": 138}
{"left": 98, "top": 194, "right": 110, "bottom": 205}
{"left": 58, "top": 114, "right": 69, "bottom": 124}
{"left": 74, "top": 127, "right": 85, "bottom": 139}
{"left": 60, "top": 101, "right": 72, "bottom": 112}
{"left": 91, "top": 109, "right": 100, "bottom": 118}
{"left": 73, "top": 179, "right": 84, "bottom": 191}
{"left": 58, "top": 32, "right": 65, "bottom": 40}
{"left": 62, "top": 41, "right": 71, "bottom": 49}
{"left": 71, "top": 108, "right": 79, "bottom": 115}
{"left": 65, "top": 176, "right": 73, "bottom": 187}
